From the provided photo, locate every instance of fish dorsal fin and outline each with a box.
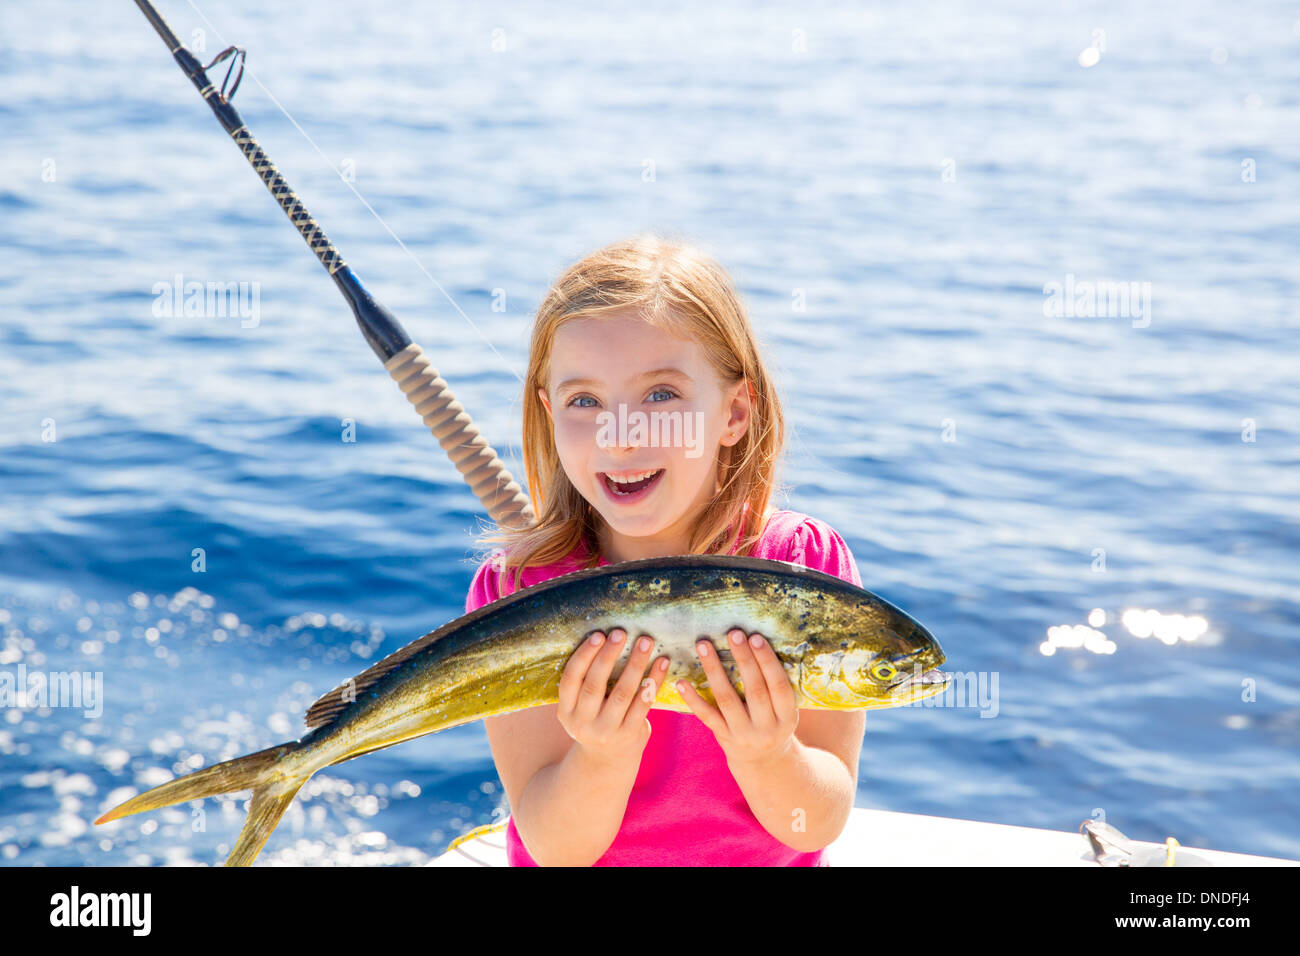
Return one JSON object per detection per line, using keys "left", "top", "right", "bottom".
{"left": 303, "top": 616, "right": 456, "bottom": 730}
{"left": 301, "top": 553, "right": 842, "bottom": 731}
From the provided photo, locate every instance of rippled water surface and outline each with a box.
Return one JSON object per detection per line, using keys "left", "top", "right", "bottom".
{"left": 1, "top": 0, "right": 1297, "bottom": 864}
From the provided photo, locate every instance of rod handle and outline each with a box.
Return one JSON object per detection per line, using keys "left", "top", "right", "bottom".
{"left": 384, "top": 344, "right": 535, "bottom": 529}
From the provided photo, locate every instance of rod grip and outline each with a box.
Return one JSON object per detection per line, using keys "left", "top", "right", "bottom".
{"left": 384, "top": 344, "right": 535, "bottom": 530}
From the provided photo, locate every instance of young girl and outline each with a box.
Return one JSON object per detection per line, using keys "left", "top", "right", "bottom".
{"left": 465, "top": 234, "right": 866, "bottom": 866}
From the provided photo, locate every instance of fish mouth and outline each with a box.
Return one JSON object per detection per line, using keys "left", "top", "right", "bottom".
{"left": 889, "top": 666, "right": 951, "bottom": 701}
{"left": 895, "top": 666, "right": 949, "bottom": 688}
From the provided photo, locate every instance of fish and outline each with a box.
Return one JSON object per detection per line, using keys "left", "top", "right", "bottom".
{"left": 93, "top": 554, "right": 950, "bottom": 865}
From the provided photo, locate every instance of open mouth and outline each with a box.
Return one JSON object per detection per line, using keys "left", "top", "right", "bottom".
{"left": 892, "top": 667, "right": 950, "bottom": 693}
{"left": 600, "top": 468, "right": 665, "bottom": 501}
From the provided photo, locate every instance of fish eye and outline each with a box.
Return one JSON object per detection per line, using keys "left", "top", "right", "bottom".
{"left": 870, "top": 661, "right": 898, "bottom": 683}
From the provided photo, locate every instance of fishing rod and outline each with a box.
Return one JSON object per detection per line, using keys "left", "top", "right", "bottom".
{"left": 133, "top": 0, "right": 534, "bottom": 529}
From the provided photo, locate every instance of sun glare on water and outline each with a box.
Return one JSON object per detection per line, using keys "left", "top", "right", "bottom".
{"left": 1039, "top": 608, "right": 1210, "bottom": 656}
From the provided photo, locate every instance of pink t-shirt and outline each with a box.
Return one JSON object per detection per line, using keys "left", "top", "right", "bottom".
{"left": 463, "top": 507, "right": 863, "bottom": 866}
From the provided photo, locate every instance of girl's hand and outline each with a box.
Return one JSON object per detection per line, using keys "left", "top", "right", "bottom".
{"left": 677, "top": 629, "right": 800, "bottom": 770}
{"left": 557, "top": 627, "right": 670, "bottom": 766}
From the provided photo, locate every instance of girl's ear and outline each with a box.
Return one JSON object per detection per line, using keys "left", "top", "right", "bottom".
{"left": 537, "top": 386, "right": 553, "bottom": 420}
{"left": 721, "top": 378, "right": 752, "bottom": 446}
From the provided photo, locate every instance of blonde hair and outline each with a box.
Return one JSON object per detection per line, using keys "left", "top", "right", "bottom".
{"left": 473, "top": 233, "right": 787, "bottom": 593}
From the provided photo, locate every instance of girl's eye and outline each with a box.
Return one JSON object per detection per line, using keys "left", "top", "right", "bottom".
{"left": 566, "top": 389, "right": 676, "bottom": 408}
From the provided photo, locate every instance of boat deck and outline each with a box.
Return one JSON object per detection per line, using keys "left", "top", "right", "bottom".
{"left": 428, "top": 807, "right": 1300, "bottom": 867}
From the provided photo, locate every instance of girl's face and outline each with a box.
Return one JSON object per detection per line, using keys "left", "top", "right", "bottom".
{"left": 538, "top": 311, "right": 750, "bottom": 562}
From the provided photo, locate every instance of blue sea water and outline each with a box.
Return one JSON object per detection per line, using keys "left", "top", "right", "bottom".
{"left": 1, "top": 0, "right": 1297, "bottom": 865}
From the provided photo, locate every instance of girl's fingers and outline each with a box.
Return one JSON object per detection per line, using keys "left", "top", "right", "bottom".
{"left": 748, "top": 633, "right": 798, "bottom": 722}
{"left": 726, "top": 628, "right": 774, "bottom": 728}
{"left": 575, "top": 627, "right": 628, "bottom": 724}
{"left": 558, "top": 629, "right": 607, "bottom": 717}
{"left": 693, "top": 638, "right": 746, "bottom": 730}
{"left": 622, "top": 653, "right": 671, "bottom": 733}
{"left": 598, "top": 634, "right": 657, "bottom": 730}
{"left": 676, "top": 677, "right": 726, "bottom": 737}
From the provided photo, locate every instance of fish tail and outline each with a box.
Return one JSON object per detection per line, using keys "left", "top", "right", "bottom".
{"left": 94, "top": 741, "right": 310, "bottom": 866}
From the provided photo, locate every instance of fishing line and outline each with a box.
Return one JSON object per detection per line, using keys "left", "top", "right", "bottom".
{"left": 173, "top": 2, "right": 852, "bottom": 505}
{"left": 181, "top": 0, "right": 525, "bottom": 388}
{"left": 134, "top": 0, "right": 535, "bottom": 528}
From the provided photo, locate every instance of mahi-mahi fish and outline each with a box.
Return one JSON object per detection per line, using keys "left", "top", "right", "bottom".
{"left": 94, "top": 554, "right": 950, "bottom": 865}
